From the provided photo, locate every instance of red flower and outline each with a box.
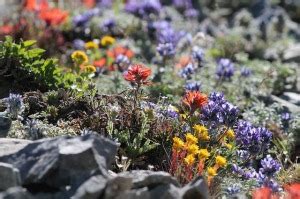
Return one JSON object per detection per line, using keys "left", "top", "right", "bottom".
{"left": 82, "top": 0, "right": 95, "bottom": 8}
{"left": 24, "top": 0, "right": 36, "bottom": 11}
{"left": 39, "top": 8, "right": 68, "bottom": 26}
{"left": 252, "top": 187, "right": 279, "bottom": 199}
{"left": 182, "top": 91, "right": 208, "bottom": 112}
{"left": 93, "top": 58, "right": 106, "bottom": 68}
{"left": 0, "top": 24, "right": 14, "bottom": 35}
{"left": 107, "top": 46, "right": 134, "bottom": 59}
{"left": 123, "top": 64, "right": 151, "bottom": 85}
{"left": 284, "top": 183, "right": 300, "bottom": 199}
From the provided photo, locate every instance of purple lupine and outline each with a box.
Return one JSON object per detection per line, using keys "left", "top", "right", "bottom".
{"left": 101, "top": 19, "right": 115, "bottom": 32}
{"left": 125, "top": 0, "right": 161, "bottom": 17}
{"left": 156, "top": 43, "right": 176, "bottom": 57}
{"left": 241, "top": 67, "right": 252, "bottom": 77}
{"left": 179, "top": 63, "right": 196, "bottom": 79}
{"left": 97, "top": 0, "right": 112, "bottom": 8}
{"left": 173, "top": 0, "right": 193, "bottom": 10}
{"left": 226, "top": 184, "right": 241, "bottom": 195}
{"left": 259, "top": 155, "right": 281, "bottom": 177}
{"left": 281, "top": 112, "right": 291, "bottom": 121}
{"left": 192, "top": 46, "right": 205, "bottom": 63}
{"left": 216, "top": 58, "right": 235, "bottom": 79}
{"left": 73, "top": 8, "right": 100, "bottom": 27}
{"left": 201, "top": 92, "right": 239, "bottom": 127}
{"left": 185, "top": 81, "right": 202, "bottom": 91}
{"left": 235, "top": 121, "right": 272, "bottom": 154}
{"left": 184, "top": 8, "right": 199, "bottom": 18}
{"left": 73, "top": 39, "right": 85, "bottom": 50}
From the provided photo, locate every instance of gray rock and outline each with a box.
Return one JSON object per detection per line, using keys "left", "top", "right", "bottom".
{"left": 104, "top": 176, "right": 133, "bottom": 199}
{"left": 284, "top": 44, "right": 300, "bottom": 63}
{"left": 116, "top": 187, "right": 150, "bottom": 199}
{"left": 72, "top": 175, "right": 107, "bottom": 199}
{"left": 271, "top": 95, "right": 300, "bottom": 113}
{"left": 0, "top": 115, "right": 11, "bottom": 138}
{"left": 281, "top": 92, "right": 300, "bottom": 105}
{"left": 181, "top": 177, "right": 209, "bottom": 199}
{"left": 119, "top": 170, "right": 180, "bottom": 189}
{"left": 0, "top": 134, "right": 118, "bottom": 190}
{"left": 0, "top": 162, "right": 21, "bottom": 191}
{"left": 0, "top": 187, "right": 33, "bottom": 199}
{"left": 0, "top": 138, "right": 31, "bottom": 157}
{"left": 149, "top": 184, "right": 181, "bottom": 199}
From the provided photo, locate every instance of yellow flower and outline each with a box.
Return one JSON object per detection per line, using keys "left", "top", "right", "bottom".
{"left": 186, "top": 144, "right": 199, "bottom": 155}
{"left": 225, "top": 143, "right": 233, "bottom": 150}
{"left": 207, "top": 167, "right": 217, "bottom": 176}
{"left": 71, "top": 50, "right": 88, "bottom": 65}
{"left": 84, "top": 65, "right": 96, "bottom": 73}
{"left": 193, "top": 124, "right": 210, "bottom": 141}
{"left": 215, "top": 155, "right": 227, "bottom": 167}
{"left": 226, "top": 129, "right": 235, "bottom": 139}
{"left": 172, "top": 137, "right": 185, "bottom": 151}
{"left": 85, "top": 41, "right": 98, "bottom": 49}
{"left": 185, "top": 133, "right": 198, "bottom": 145}
{"left": 101, "top": 35, "right": 115, "bottom": 46}
{"left": 184, "top": 154, "right": 195, "bottom": 166}
{"left": 198, "top": 149, "right": 210, "bottom": 159}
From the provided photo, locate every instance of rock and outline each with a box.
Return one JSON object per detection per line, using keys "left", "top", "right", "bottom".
{"left": 0, "top": 134, "right": 118, "bottom": 190}
{"left": 72, "top": 175, "right": 107, "bottom": 199}
{"left": 0, "top": 162, "right": 21, "bottom": 191}
{"left": 0, "top": 187, "right": 33, "bottom": 199}
{"left": 119, "top": 170, "right": 180, "bottom": 189}
{"left": 271, "top": 95, "right": 300, "bottom": 113}
{"left": 149, "top": 184, "right": 181, "bottom": 199}
{"left": 117, "top": 187, "right": 150, "bottom": 199}
{"left": 281, "top": 92, "right": 300, "bottom": 105}
{"left": 0, "top": 115, "right": 11, "bottom": 138}
{"left": 104, "top": 176, "right": 133, "bottom": 199}
{"left": 0, "top": 138, "right": 31, "bottom": 157}
{"left": 283, "top": 44, "right": 300, "bottom": 62}
{"left": 181, "top": 176, "right": 209, "bottom": 199}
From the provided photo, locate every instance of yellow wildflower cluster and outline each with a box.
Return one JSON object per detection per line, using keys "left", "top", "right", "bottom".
{"left": 184, "top": 154, "right": 195, "bottom": 166}
{"left": 193, "top": 124, "right": 210, "bottom": 141}
{"left": 185, "top": 133, "right": 198, "bottom": 145}
{"left": 226, "top": 129, "right": 235, "bottom": 139}
{"left": 198, "top": 149, "right": 210, "bottom": 159}
{"left": 71, "top": 50, "right": 88, "bottom": 65}
{"left": 172, "top": 137, "right": 185, "bottom": 151}
{"left": 215, "top": 155, "right": 227, "bottom": 167}
{"left": 84, "top": 65, "right": 96, "bottom": 73}
{"left": 207, "top": 167, "right": 217, "bottom": 176}
{"left": 101, "top": 35, "right": 115, "bottom": 46}
{"left": 85, "top": 41, "right": 98, "bottom": 49}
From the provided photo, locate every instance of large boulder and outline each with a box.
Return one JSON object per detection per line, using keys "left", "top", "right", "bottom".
{"left": 0, "top": 138, "right": 31, "bottom": 157}
{"left": 0, "top": 134, "right": 118, "bottom": 192}
{"left": 0, "top": 162, "right": 21, "bottom": 191}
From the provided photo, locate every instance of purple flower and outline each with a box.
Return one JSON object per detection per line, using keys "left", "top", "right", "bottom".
{"left": 216, "top": 58, "right": 235, "bottom": 79}
{"left": 125, "top": 0, "right": 162, "bottom": 17}
{"left": 201, "top": 92, "right": 239, "bottom": 127}
{"left": 281, "top": 112, "right": 291, "bottom": 121}
{"left": 96, "top": 0, "right": 112, "bottom": 8}
{"left": 73, "top": 39, "right": 85, "bottom": 50}
{"left": 156, "top": 43, "right": 176, "bottom": 57}
{"left": 101, "top": 19, "right": 115, "bottom": 32}
{"left": 259, "top": 155, "right": 281, "bottom": 177}
{"left": 4, "top": 93, "right": 24, "bottom": 119}
{"left": 184, "top": 8, "right": 199, "bottom": 18}
{"left": 173, "top": 0, "right": 193, "bottom": 10}
{"left": 192, "top": 46, "right": 205, "bottom": 63}
{"left": 115, "top": 54, "right": 130, "bottom": 65}
{"left": 226, "top": 184, "right": 241, "bottom": 195}
{"left": 179, "top": 63, "right": 196, "bottom": 79}
{"left": 241, "top": 67, "right": 252, "bottom": 77}
{"left": 73, "top": 8, "right": 100, "bottom": 27}
{"left": 185, "top": 81, "right": 202, "bottom": 91}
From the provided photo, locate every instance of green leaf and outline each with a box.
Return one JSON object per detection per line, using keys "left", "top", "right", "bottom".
{"left": 27, "top": 48, "right": 45, "bottom": 56}
{"left": 23, "top": 40, "right": 36, "bottom": 48}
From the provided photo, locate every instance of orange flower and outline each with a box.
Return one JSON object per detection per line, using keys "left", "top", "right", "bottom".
{"left": 0, "top": 24, "right": 14, "bottom": 35}
{"left": 82, "top": 0, "right": 95, "bottom": 8}
{"left": 123, "top": 64, "right": 151, "bottom": 85}
{"left": 182, "top": 91, "right": 208, "bottom": 112}
{"left": 107, "top": 46, "right": 134, "bottom": 59}
{"left": 176, "top": 56, "right": 192, "bottom": 69}
{"left": 39, "top": 8, "right": 68, "bottom": 26}
{"left": 285, "top": 183, "right": 300, "bottom": 199}
{"left": 24, "top": 0, "right": 36, "bottom": 11}
{"left": 93, "top": 58, "right": 106, "bottom": 68}
{"left": 252, "top": 187, "right": 279, "bottom": 199}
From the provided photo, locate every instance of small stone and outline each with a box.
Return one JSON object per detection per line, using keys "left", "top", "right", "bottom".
{"left": 0, "top": 187, "right": 33, "bottom": 199}
{"left": 281, "top": 92, "right": 300, "bottom": 105}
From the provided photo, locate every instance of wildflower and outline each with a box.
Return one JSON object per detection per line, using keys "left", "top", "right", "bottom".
{"left": 184, "top": 154, "right": 195, "bottom": 166}
{"left": 193, "top": 125, "right": 210, "bottom": 141}
{"left": 240, "top": 67, "right": 252, "bottom": 77}
{"left": 73, "top": 39, "right": 85, "bottom": 50}
{"left": 39, "top": 8, "right": 68, "bottom": 26}
{"left": 182, "top": 91, "right": 208, "bottom": 112}
{"left": 179, "top": 63, "right": 196, "bottom": 79}
{"left": 172, "top": 137, "right": 185, "bottom": 151}
{"left": 123, "top": 64, "right": 151, "bottom": 85}
{"left": 215, "top": 155, "right": 227, "bottom": 167}
{"left": 101, "top": 36, "right": 115, "bottom": 47}
{"left": 107, "top": 46, "right": 134, "bottom": 60}
{"left": 84, "top": 65, "right": 96, "bottom": 73}
{"left": 101, "top": 19, "right": 115, "bottom": 32}
{"left": 198, "top": 149, "right": 210, "bottom": 159}
{"left": 156, "top": 42, "right": 176, "bottom": 57}
{"left": 71, "top": 51, "right": 89, "bottom": 65}
{"left": 185, "top": 133, "right": 198, "bottom": 145}
{"left": 281, "top": 112, "right": 291, "bottom": 121}
{"left": 226, "top": 129, "right": 235, "bottom": 139}
{"left": 186, "top": 144, "right": 199, "bottom": 155}
{"left": 85, "top": 41, "right": 98, "bottom": 49}
{"left": 226, "top": 184, "right": 241, "bottom": 195}
{"left": 24, "top": 0, "right": 36, "bottom": 11}
{"left": 207, "top": 167, "right": 217, "bottom": 176}
{"left": 4, "top": 93, "right": 25, "bottom": 119}
{"left": 93, "top": 58, "right": 106, "bottom": 68}
{"left": 192, "top": 46, "right": 205, "bottom": 63}
{"left": 216, "top": 58, "right": 235, "bottom": 79}
{"left": 185, "top": 81, "right": 201, "bottom": 91}
{"left": 259, "top": 155, "right": 281, "bottom": 177}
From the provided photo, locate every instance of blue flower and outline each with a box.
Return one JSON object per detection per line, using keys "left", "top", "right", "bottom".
{"left": 192, "top": 46, "right": 205, "bottom": 63}
{"left": 173, "top": 0, "right": 192, "bottom": 10}
{"left": 240, "top": 67, "right": 252, "bottom": 77}
{"left": 185, "top": 81, "right": 202, "bottom": 91}
{"left": 125, "top": 0, "right": 161, "bottom": 17}
{"left": 226, "top": 184, "right": 241, "bottom": 195}
{"left": 216, "top": 58, "right": 235, "bottom": 79}
{"left": 4, "top": 93, "right": 24, "bottom": 119}
{"left": 184, "top": 8, "right": 199, "bottom": 18}
{"left": 156, "top": 43, "right": 176, "bottom": 57}
{"left": 259, "top": 155, "right": 281, "bottom": 177}
{"left": 179, "top": 63, "right": 196, "bottom": 79}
